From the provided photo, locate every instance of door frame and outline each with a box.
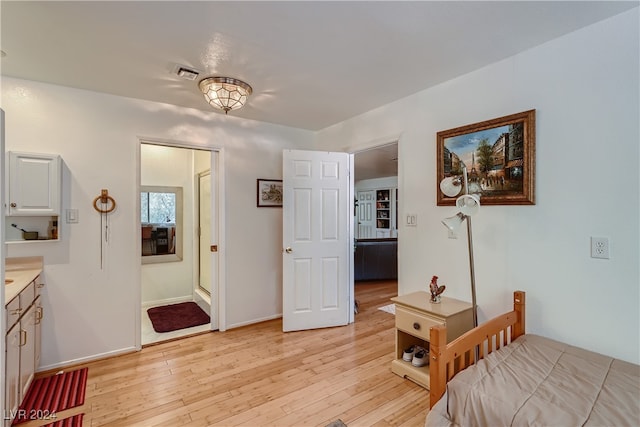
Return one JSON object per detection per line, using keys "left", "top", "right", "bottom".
{"left": 194, "top": 162, "right": 220, "bottom": 331}
{"left": 0, "top": 109, "right": 6, "bottom": 419}
{"left": 347, "top": 133, "right": 402, "bottom": 319}
{"left": 135, "top": 137, "right": 226, "bottom": 350}
{"left": 196, "top": 170, "right": 212, "bottom": 297}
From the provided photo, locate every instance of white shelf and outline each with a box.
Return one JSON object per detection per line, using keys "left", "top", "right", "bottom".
{"left": 390, "top": 358, "right": 430, "bottom": 389}
{"left": 6, "top": 239, "right": 59, "bottom": 244}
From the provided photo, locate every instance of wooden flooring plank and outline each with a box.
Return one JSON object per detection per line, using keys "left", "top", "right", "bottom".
{"left": 76, "top": 281, "right": 431, "bottom": 426}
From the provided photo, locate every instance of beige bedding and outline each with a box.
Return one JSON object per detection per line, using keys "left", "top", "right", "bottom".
{"left": 426, "top": 334, "right": 640, "bottom": 427}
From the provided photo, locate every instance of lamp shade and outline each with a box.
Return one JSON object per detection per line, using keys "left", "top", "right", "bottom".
{"left": 468, "top": 181, "right": 482, "bottom": 195}
{"left": 456, "top": 194, "right": 480, "bottom": 216}
{"left": 442, "top": 212, "right": 466, "bottom": 234}
{"left": 439, "top": 177, "right": 462, "bottom": 197}
{"left": 198, "top": 77, "right": 252, "bottom": 113}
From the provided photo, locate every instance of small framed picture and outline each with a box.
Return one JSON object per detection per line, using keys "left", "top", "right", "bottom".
{"left": 257, "top": 179, "right": 283, "bottom": 207}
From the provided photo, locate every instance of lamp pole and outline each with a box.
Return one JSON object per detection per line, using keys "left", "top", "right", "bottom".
{"left": 466, "top": 217, "right": 478, "bottom": 328}
{"left": 461, "top": 165, "right": 478, "bottom": 328}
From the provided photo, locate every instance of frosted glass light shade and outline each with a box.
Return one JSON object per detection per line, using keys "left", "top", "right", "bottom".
{"left": 456, "top": 194, "right": 480, "bottom": 216}
{"left": 442, "top": 212, "right": 466, "bottom": 234}
{"left": 199, "top": 77, "right": 252, "bottom": 113}
{"left": 468, "top": 181, "right": 482, "bottom": 195}
{"left": 439, "top": 177, "right": 462, "bottom": 197}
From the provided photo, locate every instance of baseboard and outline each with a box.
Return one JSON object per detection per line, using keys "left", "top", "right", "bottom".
{"left": 142, "top": 295, "right": 192, "bottom": 309}
{"left": 227, "top": 313, "right": 282, "bottom": 330}
{"left": 37, "top": 346, "right": 138, "bottom": 374}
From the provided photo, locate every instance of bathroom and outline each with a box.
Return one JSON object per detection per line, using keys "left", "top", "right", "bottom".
{"left": 140, "top": 143, "right": 216, "bottom": 345}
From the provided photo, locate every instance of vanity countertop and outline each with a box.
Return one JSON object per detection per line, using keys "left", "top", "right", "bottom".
{"left": 5, "top": 257, "right": 44, "bottom": 305}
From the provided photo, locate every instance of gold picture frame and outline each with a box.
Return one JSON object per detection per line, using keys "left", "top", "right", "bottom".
{"left": 437, "top": 110, "right": 536, "bottom": 206}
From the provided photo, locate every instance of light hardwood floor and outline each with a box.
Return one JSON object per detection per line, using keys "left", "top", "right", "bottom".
{"left": 55, "top": 281, "right": 431, "bottom": 426}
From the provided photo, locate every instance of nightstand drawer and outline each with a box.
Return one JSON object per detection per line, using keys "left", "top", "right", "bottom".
{"left": 396, "top": 306, "right": 444, "bottom": 341}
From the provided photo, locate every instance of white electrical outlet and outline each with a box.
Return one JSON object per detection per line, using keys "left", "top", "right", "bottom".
{"left": 590, "top": 237, "right": 610, "bottom": 259}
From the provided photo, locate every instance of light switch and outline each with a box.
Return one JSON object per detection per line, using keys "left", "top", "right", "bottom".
{"left": 406, "top": 214, "right": 417, "bottom": 226}
{"left": 66, "top": 209, "right": 79, "bottom": 224}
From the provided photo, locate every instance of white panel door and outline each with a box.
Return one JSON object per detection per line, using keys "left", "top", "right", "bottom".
{"left": 357, "top": 190, "right": 375, "bottom": 239}
{"left": 283, "top": 150, "right": 350, "bottom": 332}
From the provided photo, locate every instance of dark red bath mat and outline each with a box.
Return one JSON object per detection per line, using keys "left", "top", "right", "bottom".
{"left": 147, "top": 301, "right": 210, "bottom": 333}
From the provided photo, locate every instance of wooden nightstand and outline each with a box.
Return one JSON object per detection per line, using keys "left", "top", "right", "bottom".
{"left": 390, "top": 291, "right": 473, "bottom": 389}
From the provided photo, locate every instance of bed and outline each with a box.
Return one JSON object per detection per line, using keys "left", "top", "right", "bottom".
{"left": 425, "top": 291, "right": 640, "bottom": 426}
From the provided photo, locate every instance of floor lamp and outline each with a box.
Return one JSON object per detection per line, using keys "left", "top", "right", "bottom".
{"left": 440, "top": 165, "right": 480, "bottom": 328}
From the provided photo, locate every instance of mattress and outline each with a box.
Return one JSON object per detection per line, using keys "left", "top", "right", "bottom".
{"left": 425, "top": 334, "right": 640, "bottom": 427}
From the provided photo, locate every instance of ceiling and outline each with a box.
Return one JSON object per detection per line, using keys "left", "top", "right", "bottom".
{"left": 354, "top": 143, "right": 398, "bottom": 182}
{"left": 1, "top": 1, "right": 636, "bottom": 132}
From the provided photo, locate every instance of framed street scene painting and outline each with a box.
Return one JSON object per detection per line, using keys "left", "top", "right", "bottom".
{"left": 437, "top": 110, "right": 535, "bottom": 206}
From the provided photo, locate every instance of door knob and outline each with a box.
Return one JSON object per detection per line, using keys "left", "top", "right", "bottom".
{"left": 10, "top": 202, "right": 17, "bottom": 208}
{"left": 285, "top": 247, "right": 293, "bottom": 254}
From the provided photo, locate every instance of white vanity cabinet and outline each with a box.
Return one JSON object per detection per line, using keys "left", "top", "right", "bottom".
{"left": 19, "top": 303, "right": 37, "bottom": 399}
{"left": 6, "top": 152, "right": 61, "bottom": 216}
{"left": 34, "top": 296, "right": 43, "bottom": 369}
{"left": 4, "top": 274, "right": 44, "bottom": 427}
{"left": 5, "top": 322, "right": 21, "bottom": 425}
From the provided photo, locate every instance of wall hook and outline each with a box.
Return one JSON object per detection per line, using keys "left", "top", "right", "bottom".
{"left": 93, "top": 189, "right": 117, "bottom": 213}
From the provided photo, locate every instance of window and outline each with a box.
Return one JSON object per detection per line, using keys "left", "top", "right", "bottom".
{"left": 141, "top": 186, "right": 183, "bottom": 263}
{"left": 141, "top": 191, "right": 176, "bottom": 224}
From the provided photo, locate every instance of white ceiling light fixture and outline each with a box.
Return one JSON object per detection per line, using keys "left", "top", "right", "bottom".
{"left": 198, "top": 76, "right": 252, "bottom": 114}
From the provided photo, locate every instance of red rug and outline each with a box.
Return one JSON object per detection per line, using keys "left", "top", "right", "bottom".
{"left": 42, "top": 414, "right": 84, "bottom": 427}
{"left": 13, "top": 368, "right": 88, "bottom": 425}
{"left": 147, "top": 301, "right": 210, "bottom": 333}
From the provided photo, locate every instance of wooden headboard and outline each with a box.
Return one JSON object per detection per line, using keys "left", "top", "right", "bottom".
{"left": 428, "top": 291, "right": 526, "bottom": 408}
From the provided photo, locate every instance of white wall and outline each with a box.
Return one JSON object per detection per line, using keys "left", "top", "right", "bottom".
{"left": 316, "top": 9, "right": 640, "bottom": 363}
{"left": 1, "top": 79, "right": 312, "bottom": 368}
{"left": 355, "top": 176, "right": 398, "bottom": 191}
{"left": 140, "top": 144, "right": 194, "bottom": 305}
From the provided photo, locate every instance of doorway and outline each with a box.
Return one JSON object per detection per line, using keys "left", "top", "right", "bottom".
{"left": 352, "top": 141, "right": 399, "bottom": 311}
{"left": 139, "top": 141, "right": 219, "bottom": 345}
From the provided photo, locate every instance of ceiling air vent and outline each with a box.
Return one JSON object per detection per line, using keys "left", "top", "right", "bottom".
{"left": 176, "top": 66, "right": 199, "bottom": 81}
